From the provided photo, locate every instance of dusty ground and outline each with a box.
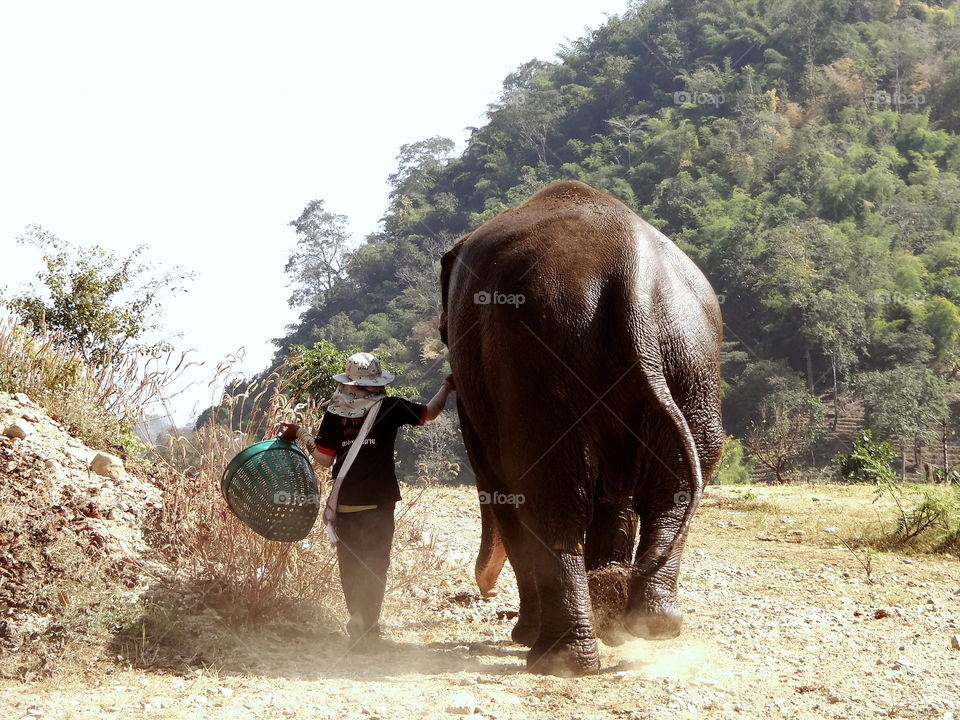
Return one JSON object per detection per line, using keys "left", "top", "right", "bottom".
{"left": 1, "top": 483, "right": 958, "bottom": 720}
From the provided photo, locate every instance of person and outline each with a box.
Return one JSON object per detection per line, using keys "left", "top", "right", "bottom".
{"left": 278, "top": 351, "right": 455, "bottom": 653}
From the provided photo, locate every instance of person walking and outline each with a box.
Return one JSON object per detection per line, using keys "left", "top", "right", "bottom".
{"left": 279, "top": 352, "right": 454, "bottom": 652}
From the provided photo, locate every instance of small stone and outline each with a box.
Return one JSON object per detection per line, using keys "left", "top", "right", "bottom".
{"left": 951, "top": 635, "right": 960, "bottom": 650}
{"left": 44, "top": 458, "right": 61, "bottom": 474}
{"left": 446, "top": 692, "right": 478, "bottom": 715}
{"left": 90, "top": 451, "right": 125, "bottom": 480}
{"left": 13, "top": 392, "right": 35, "bottom": 406}
{"left": 902, "top": 558, "right": 913, "bottom": 564}
{"left": 790, "top": 529, "right": 805, "bottom": 536}
{"left": 218, "top": 687, "right": 234, "bottom": 698}
{"left": 893, "top": 657, "right": 914, "bottom": 670}
{"left": 4, "top": 419, "right": 35, "bottom": 440}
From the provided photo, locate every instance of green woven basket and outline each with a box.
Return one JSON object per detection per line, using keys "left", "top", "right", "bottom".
{"left": 221, "top": 439, "right": 320, "bottom": 542}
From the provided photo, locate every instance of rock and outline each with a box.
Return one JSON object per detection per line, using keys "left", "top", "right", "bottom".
{"left": 446, "top": 692, "right": 479, "bottom": 715}
{"left": 63, "top": 445, "right": 92, "bottom": 466}
{"left": 20, "top": 409, "right": 41, "bottom": 423}
{"left": 4, "top": 419, "right": 35, "bottom": 440}
{"left": 951, "top": 635, "right": 960, "bottom": 650}
{"left": 90, "top": 451, "right": 125, "bottom": 480}
{"left": 44, "top": 458, "right": 61, "bottom": 475}
{"left": 13, "top": 392, "right": 36, "bottom": 406}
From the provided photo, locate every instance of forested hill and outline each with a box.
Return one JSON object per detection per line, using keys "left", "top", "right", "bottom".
{"left": 267, "top": 0, "right": 960, "bottom": 479}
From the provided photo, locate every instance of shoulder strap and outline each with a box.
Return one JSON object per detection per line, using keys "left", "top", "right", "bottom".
{"left": 323, "top": 399, "right": 383, "bottom": 543}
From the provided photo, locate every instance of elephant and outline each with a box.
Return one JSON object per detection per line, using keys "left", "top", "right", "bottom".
{"left": 438, "top": 180, "right": 723, "bottom": 676}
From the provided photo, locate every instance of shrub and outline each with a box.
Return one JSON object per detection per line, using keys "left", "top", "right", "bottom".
{"left": 834, "top": 430, "right": 897, "bottom": 484}
{"left": 711, "top": 436, "right": 754, "bottom": 484}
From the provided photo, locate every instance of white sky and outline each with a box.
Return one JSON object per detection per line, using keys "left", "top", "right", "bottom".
{"left": 0, "top": 1, "right": 627, "bottom": 424}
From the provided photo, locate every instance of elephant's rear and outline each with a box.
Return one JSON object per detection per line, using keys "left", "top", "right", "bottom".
{"left": 444, "top": 181, "right": 721, "bottom": 497}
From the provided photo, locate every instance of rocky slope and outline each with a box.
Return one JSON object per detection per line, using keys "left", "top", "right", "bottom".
{"left": 0, "top": 391, "right": 162, "bottom": 667}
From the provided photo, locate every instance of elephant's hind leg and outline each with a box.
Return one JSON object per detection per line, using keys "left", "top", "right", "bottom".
{"left": 624, "top": 494, "right": 689, "bottom": 640}
{"left": 525, "top": 539, "right": 599, "bottom": 676}
{"left": 625, "top": 415, "right": 721, "bottom": 640}
{"left": 515, "top": 483, "right": 600, "bottom": 676}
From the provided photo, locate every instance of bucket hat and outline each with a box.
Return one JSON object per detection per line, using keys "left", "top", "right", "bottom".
{"left": 332, "top": 352, "right": 395, "bottom": 386}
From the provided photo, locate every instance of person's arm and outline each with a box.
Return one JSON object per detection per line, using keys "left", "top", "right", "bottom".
{"left": 423, "top": 375, "right": 455, "bottom": 422}
{"left": 277, "top": 423, "right": 336, "bottom": 467}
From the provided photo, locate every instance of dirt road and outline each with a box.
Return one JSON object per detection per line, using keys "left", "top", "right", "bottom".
{"left": 3, "top": 485, "right": 958, "bottom": 720}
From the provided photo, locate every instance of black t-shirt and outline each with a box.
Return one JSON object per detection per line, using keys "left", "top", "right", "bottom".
{"left": 313, "top": 396, "right": 427, "bottom": 506}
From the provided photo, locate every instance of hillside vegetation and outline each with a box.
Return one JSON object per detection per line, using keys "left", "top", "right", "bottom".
{"left": 253, "top": 0, "right": 960, "bottom": 483}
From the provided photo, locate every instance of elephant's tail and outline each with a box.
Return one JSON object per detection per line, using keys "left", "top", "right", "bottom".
{"left": 636, "top": 371, "right": 704, "bottom": 576}
{"left": 475, "top": 499, "right": 507, "bottom": 596}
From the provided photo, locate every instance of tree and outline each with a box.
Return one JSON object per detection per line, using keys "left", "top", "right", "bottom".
{"left": 3, "top": 226, "right": 192, "bottom": 364}
{"left": 744, "top": 383, "right": 826, "bottom": 483}
{"left": 853, "top": 365, "right": 948, "bottom": 479}
{"left": 284, "top": 200, "right": 350, "bottom": 309}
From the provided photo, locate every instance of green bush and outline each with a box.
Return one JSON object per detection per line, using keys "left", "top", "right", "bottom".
{"left": 834, "top": 430, "right": 897, "bottom": 484}
{"left": 712, "top": 436, "right": 754, "bottom": 485}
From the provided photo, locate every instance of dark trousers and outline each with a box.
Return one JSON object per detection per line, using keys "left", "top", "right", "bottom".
{"left": 335, "top": 503, "right": 395, "bottom": 639}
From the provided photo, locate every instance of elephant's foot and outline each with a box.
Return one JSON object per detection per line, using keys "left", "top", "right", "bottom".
{"left": 624, "top": 584, "right": 682, "bottom": 640}
{"left": 526, "top": 635, "right": 600, "bottom": 677}
{"left": 511, "top": 616, "right": 539, "bottom": 647}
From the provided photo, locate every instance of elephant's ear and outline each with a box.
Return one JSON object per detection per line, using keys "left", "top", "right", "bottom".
{"left": 439, "top": 234, "right": 470, "bottom": 345}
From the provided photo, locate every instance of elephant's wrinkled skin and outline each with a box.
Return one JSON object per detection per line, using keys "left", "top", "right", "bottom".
{"left": 439, "top": 181, "right": 723, "bottom": 676}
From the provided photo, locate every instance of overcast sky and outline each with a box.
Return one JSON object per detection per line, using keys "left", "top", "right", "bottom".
{"left": 0, "top": 1, "right": 628, "bottom": 424}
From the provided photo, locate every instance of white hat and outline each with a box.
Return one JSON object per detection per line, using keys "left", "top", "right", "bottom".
{"left": 331, "top": 352, "right": 395, "bottom": 386}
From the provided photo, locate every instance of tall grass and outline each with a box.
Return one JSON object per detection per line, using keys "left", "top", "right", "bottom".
{"left": 0, "top": 316, "right": 193, "bottom": 454}
{"left": 123, "top": 356, "right": 447, "bottom": 668}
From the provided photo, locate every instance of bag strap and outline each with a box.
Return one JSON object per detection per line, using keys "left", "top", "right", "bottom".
{"left": 323, "top": 399, "right": 383, "bottom": 543}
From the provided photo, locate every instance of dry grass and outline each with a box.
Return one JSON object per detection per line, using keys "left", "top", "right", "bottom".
{"left": 0, "top": 316, "right": 194, "bottom": 457}
{"left": 121, "top": 358, "right": 451, "bottom": 670}
{"left": 699, "top": 482, "right": 960, "bottom": 556}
